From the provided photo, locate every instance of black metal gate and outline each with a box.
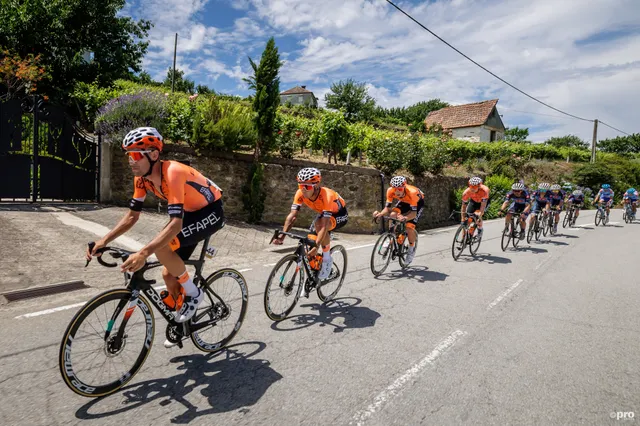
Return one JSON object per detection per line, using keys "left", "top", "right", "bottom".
{"left": 0, "top": 95, "right": 99, "bottom": 202}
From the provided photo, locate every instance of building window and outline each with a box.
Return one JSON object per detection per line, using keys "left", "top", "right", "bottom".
{"left": 490, "top": 130, "right": 496, "bottom": 142}
{"left": 298, "top": 95, "right": 304, "bottom": 103}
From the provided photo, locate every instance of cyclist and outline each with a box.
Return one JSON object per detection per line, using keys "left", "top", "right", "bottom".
{"left": 460, "top": 177, "right": 490, "bottom": 237}
{"left": 623, "top": 188, "right": 639, "bottom": 216}
{"left": 566, "top": 189, "right": 585, "bottom": 223}
{"left": 373, "top": 176, "right": 425, "bottom": 265}
{"left": 593, "top": 184, "right": 615, "bottom": 217}
{"left": 272, "top": 167, "right": 348, "bottom": 280}
{"left": 547, "top": 184, "right": 565, "bottom": 233}
{"left": 529, "top": 182, "right": 551, "bottom": 228}
{"left": 499, "top": 182, "right": 531, "bottom": 240}
{"left": 86, "top": 127, "right": 225, "bottom": 329}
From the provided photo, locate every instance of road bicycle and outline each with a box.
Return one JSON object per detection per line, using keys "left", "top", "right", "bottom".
{"left": 59, "top": 236, "right": 248, "bottom": 397}
{"left": 370, "top": 217, "right": 418, "bottom": 275}
{"left": 452, "top": 212, "right": 483, "bottom": 260}
{"left": 595, "top": 203, "right": 610, "bottom": 226}
{"left": 500, "top": 210, "right": 526, "bottom": 251}
{"left": 562, "top": 204, "right": 579, "bottom": 228}
{"left": 264, "top": 230, "right": 347, "bottom": 321}
{"left": 527, "top": 209, "right": 545, "bottom": 243}
{"left": 547, "top": 206, "right": 562, "bottom": 236}
{"left": 623, "top": 202, "right": 636, "bottom": 223}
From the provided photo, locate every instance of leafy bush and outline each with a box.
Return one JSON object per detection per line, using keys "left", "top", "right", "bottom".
{"left": 199, "top": 99, "right": 256, "bottom": 151}
{"left": 366, "top": 130, "right": 408, "bottom": 175}
{"left": 71, "top": 81, "right": 118, "bottom": 125}
{"left": 309, "top": 110, "right": 349, "bottom": 163}
{"left": 242, "top": 163, "right": 267, "bottom": 223}
{"left": 166, "top": 95, "right": 197, "bottom": 143}
{"left": 451, "top": 174, "right": 512, "bottom": 221}
{"left": 95, "top": 90, "right": 168, "bottom": 143}
{"left": 422, "top": 137, "right": 452, "bottom": 175}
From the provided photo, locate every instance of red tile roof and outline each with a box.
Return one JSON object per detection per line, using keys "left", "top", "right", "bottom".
{"left": 280, "top": 86, "right": 314, "bottom": 95}
{"left": 424, "top": 99, "right": 499, "bottom": 129}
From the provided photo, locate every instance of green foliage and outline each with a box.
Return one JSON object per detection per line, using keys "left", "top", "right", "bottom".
{"left": 324, "top": 79, "right": 376, "bottom": 123}
{"left": 242, "top": 163, "right": 267, "bottom": 224}
{"left": 545, "top": 134, "right": 588, "bottom": 149}
{"left": 0, "top": 0, "right": 151, "bottom": 97}
{"left": 275, "top": 114, "right": 310, "bottom": 159}
{"left": 366, "top": 130, "right": 408, "bottom": 175}
{"left": 165, "top": 95, "right": 196, "bottom": 143}
{"left": 598, "top": 133, "right": 640, "bottom": 154}
{"left": 375, "top": 99, "right": 449, "bottom": 132}
{"left": 451, "top": 174, "right": 512, "bottom": 220}
{"left": 163, "top": 68, "right": 195, "bottom": 94}
{"left": 244, "top": 37, "right": 282, "bottom": 160}
{"left": 310, "top": 110, "right": 350, "bottom": 163}
{"left": 572, "top": 157, "right": 640, "bottom": 203}
{"left": 504, "top": 126, "right": 529, "bottom": 142}
{"left": 193, "top": 97, "right": 256, "bottom": 151}
{"left": 70, "top": 81, "right": 118, "bottom": 125}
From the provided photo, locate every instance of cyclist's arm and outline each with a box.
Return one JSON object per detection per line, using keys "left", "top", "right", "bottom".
{"left": 376, "top": 206, "right": 392, "bottom": 218}
{"left": 282, "top": 210, "right": 298, "bottom": 233}
{"left": 460, "top": 199, "right": 468, "bottom": 221}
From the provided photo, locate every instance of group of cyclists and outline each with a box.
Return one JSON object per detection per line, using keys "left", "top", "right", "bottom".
{"left": 85, "top": 126, "right": 638, "bottom": 349}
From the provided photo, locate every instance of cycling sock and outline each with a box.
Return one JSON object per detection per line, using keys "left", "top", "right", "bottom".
{"left": 322, "top": 246, "right": 331, "bottom": 259}
{"left": 177, "top": 270, "right": 198, "bottom": 297}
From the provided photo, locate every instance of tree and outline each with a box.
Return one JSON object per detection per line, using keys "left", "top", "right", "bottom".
{"left": 244, "top": 36, "right": 282, "bottom": 161}
{"left": 195, "top": 84, "right": 212, "bottom": 95}
{"left": 504, "top": 126, "right": 529, "bottom": 142}
{"left": 545, "top": 135, "right": 588, "bottom": 149}
{"left": 0, "top": 0, "right": 151, "bottom": 97}
{"left": 311, "top": 109, "right": 349, "bottom": 164}
{"left": 598, "top": 134, "right": 640, "bottom": 154}
{"left": 0, "top": 50, "right": 48, "bottom": 100}
{"left": 324, "top": 79, "right": 376, "bottom": 123}
{"left": 375, "top": 99, "right": 449, "bottom": 131}
{"left": 163, "top": 68, "right": 195, "bottom": 94}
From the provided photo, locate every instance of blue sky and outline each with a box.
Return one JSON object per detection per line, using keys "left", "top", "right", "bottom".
{"left": 123, "top": 0, "right": 640, "bottom": 142}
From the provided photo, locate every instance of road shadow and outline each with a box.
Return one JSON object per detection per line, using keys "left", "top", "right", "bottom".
{"left": 506, "top": 246, "right": 548, "bottom": 254}
{"left": 75, "top": 341, "right": 281, "bottom": 424}
{"left": 458, "top": 253, "right": 512, "bottom": 264}
{"left": 536, "top": 239, "right": 570, "bottom": 246}
{"left": 555, "top": 233, "right": 579, "bottom": 238}
{"left": 270, "top": 297, "right": 381, "bottom": 332}
{"left": 376, "top": 265, "right": 449, "bottom": 283}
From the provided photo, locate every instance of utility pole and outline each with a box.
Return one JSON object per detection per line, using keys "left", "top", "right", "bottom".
{"left": 171, "top": 33, "right": 178, "bottom": 93}
{"left": 591, "top": 119, "right": 598, "bottom": 163}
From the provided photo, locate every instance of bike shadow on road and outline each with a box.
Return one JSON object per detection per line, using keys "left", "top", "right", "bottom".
{"left": 507, "top": 246, "right": 548, "bottom": 254}
{"left": 375, "top": 265, "right": 449, "bottom": 283}
{"left": 535, "top": 239, "right": 570, "bottom": 246}
{"left": 270, "top": 297, "right": 381, "bottom": 333}
{"left": 554, "top": 233, "right": 579, "bottom": 238}
{"left": 75, "top": 341, "right": 282, "bottom": 424}
{"left": 457, "top": 253, "right": 512, "bottom": 264}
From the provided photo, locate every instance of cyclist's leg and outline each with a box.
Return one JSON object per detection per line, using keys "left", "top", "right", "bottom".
{"left": 529, "top": 201, "right": 539, "bottom": 226}
{"left": 406, "top": 199, "right": 424, "bottom": 245}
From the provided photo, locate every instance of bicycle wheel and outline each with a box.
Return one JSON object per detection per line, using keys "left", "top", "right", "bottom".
{"left": 526, "top": 219, "right": 535, "bottom": 243}
{"left": 264, "top": 254, "right": 304, "bottom": 321}
{"left": 501, "top": 221, "right": 512, "bottom": 251}
{"left": 595, "top": 209, "right": 602, "bottom": 226}
{"left": 534, "top": 216, "right": 543, "bottom": 241}
{"left": 318, "top": 245, "right": 347, "bottom": 302}
{"left": 562, "top": 211, "right": 570, "bottom": 228}
{"left": 371, "top": 233, "right": 394, "bottom": 276}
{"left": 468, "top": 225, "right": 482, "bottom": 257}
{"left": 451, "top": 225, "right": 467, "bottom": 260}
{"left": 512, "top": 222, "right": 522, "bottom": 248}
{"left": 190, "top": 269, "right": 248, "bottom": 353}
{"left": 399, "top": 233, "right": 418, "bottom": 269}
{"left": 59, "top": 289, "right": 154, "bottom": 397}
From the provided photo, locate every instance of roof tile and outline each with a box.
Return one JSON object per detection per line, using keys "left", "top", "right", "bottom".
{"left": 424, "top": 99, "right": 499, "bottom": 129}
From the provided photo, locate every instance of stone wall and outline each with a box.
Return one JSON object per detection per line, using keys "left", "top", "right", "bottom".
{"left": 105, "top": 144, "right": 468, "bottom": 233}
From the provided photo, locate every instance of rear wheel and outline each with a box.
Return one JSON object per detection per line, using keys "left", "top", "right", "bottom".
{"left": 468, "top": 224, "right": 482, "bottom": 256}
{"left": 370, "top": 233, "right": 394, "bottom": 276}
{"left": 264, "top": 254, "right": 303, "bottom": 321}
{"left": 399, "top": 232, "right": 418, "bottom": 269}
{"left": 317, "top": 245, "right": 347, "bottom": 302}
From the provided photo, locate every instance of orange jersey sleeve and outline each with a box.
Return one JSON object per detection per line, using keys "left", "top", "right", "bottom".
{"left": 132, "top": 177, "right": 147, "bottom": 201}
{"left": 292, "top": 189, "right": 304, "bottom": 210}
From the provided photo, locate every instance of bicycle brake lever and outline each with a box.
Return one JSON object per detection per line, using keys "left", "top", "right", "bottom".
{"left": 85, "top": 242, "right": 95, "bottom": 267}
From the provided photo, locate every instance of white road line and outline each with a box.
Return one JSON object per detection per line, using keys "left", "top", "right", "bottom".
{"left": 608, "top": 221, "right": 620, "bottom": 225}
{"left": 15, "top": 302, "right": 86, "bottom": 319}
{"left": 534, "top": 257, "right": 552, "bottom": 271}
{"left": 346, "top": 243, "right": 375, "bottom": 251}
{"left": 263, "top": 263, "right": 277, "bottom": 267}
{"left": 487, "top": 279, "right": 524, "bottom": 310}
{"left": 350, "top": 330, "right": 465, "bottom": 426}
{"left": 238, "top": 268, "right": 253, "bottom": 272}
{"left": 52, "top": 212, "right": 157, "bottom": 260}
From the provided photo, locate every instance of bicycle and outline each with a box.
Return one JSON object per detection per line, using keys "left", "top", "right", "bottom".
{"left": 500, "top": 210, "right": 526, "bottom": 251}
{"left": 526, "top": 209, "right": 545, "bottom": 243}
{"left": 623, "top": 202, "right": 635, "bottom": 223}
{"left": 595, "top": 202, "right": 609, "bottom": 226}
{"left": 547, "top": 206, "right": 561, "bottom": 235}
{"left": 452, "top": 212, "right": 483, "bottom": 260}
{"left": 59, "top": 236, "right": 249, "bottom": 398}
{"left": 264, "top": 230, "right": 347, "bottom": 321}
{"left": 562, "top": 205, "right": 578, "bottom": 228}
{"left": 370, "top": 217, "right": 418, "bottom": 276}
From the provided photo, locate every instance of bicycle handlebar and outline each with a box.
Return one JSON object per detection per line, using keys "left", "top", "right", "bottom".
{"left": 373, "top": 216, "right": 407, "bottom": 225}
{"left": 86, "top": 242, "right": 131, "bottom": 268}
{"left": 270, "top": 229, "right": 316, "bottom": 247}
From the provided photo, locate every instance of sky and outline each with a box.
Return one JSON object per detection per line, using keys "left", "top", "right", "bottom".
{"left": 122, "top": 0, "right": 640, "bottom": 143}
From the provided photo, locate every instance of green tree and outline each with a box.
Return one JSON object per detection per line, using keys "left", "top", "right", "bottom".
{"left": 195, "top": 84, "right": 212, "bottom": 95}
{"left": 163, "top": 68, "right": 195, "bottom": 94}
{"left": 504, "top": 126, "right": 529, "bottom": 142}
{"left": 545, "top": 134, "right": 588, "bottom": 149}
{"left": 324, "top": 79, "right": 376, "bottom": 123}
{"left": 0, "top": 0, "right": 151, "bottom": 97}
{"left": 598, "top": 134, "right": 640, "bottom": 154}
{"left": 244, "top": 36, "right": 282, "bottom": 161}
{"left": 310, "top": 109, "right": 349, "bottom": 164}
{"left": 376, "top": 99, "right": 449, "bottom": 131}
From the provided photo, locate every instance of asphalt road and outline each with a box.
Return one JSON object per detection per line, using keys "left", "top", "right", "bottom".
{"left": 1, "top": 209, "right": 638, "bottom": 426}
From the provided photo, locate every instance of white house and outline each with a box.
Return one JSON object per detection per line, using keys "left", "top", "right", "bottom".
{"left": 280, "top": 86, "right": 318, "bottom": 108}
{"left": 424, "top": 99, "right": 505, "bottom": 142}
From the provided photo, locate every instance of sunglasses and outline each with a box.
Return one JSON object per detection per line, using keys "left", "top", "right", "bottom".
{"left": 298, "top": 183, "right": 317, "bottom": 191}
{"left": 126, "top": 150, "right": 153, "bottom": 162}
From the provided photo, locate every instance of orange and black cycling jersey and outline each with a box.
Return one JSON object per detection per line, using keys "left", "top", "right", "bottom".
{"left": 461, "top": 184, "right": 490, "bottom": 204}
{"left": 291, "top": 187, "right": 346, "bottom": 218}
{"left": 130, "top": 160, "right": 222, "bottom": 218}
{"left": 385, "top": 185, "right": 424, "bottom": 210}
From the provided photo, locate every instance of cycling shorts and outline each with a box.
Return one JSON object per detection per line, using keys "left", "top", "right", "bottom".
{"left": 532, "top": 200, "right": 548, "bottom": 212}
{"left": 509, "top": 203, "right": 529, "bottom": 216}
{"left": 169, "top": 199, "right": 225, "bottom": 260}
{"left": 309, "top": 206, "right": 349, "bottom": 235}
{"left": 393, "top": 198, "right": 425, "bottom": 227}
{"left": 466, "top": 199, "right": 489, "bottom": 216}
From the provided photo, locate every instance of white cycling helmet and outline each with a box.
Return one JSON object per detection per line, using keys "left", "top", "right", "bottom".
{"left": 550, "top": 184, "right": 561, "bottom": 191}
{"left": 390, "top": 176, "right": 407, "bottom": 188}
{"left": 573, "top": 190, "right": 583, "bottom": 196}
{"left": 538, "top": 182, "right": 551, "bottom": 190}
{"left": 469, "top": 177, "right": 483, "bottom": 186}
{"left": 122, "top": 127, "right": 164, "bottom": 151}
{"left": 511, "top": 182, "right": 525, "bottom": 191}
{"left": 296, "top": 167, "right": 322, "bottom": 184}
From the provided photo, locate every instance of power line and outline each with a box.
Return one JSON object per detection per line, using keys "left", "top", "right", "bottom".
{"left": 491, "top": 105, "right": 580, "bottom": 121}
{"left": 599, "top": 120, "right": 631, "bottom": 136}
{"left": 384, "top": 0, "right": 594, "bottom": 123}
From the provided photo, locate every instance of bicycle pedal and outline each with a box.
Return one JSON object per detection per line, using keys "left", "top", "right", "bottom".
{"left": 177, "top": 340, "right": 184, "bottom": 349}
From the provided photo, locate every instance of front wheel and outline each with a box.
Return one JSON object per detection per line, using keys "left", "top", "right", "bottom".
{"left": 526, "top": 218, "right": 535, "bottom": 243}
{"left": 317, "top": 245, "right": 347, "bottom": 302}
{"left": 59, "top": 289, "right": 154, "bottom": 398}
{"left": 371, "top": 233, "right": 394, "bottom": 276}
{"left": 595, "top": 209, "right": 602, "bottom": 226}
{"left": 264, "top": 254, "right": 304, "bottom": 321}
{"left": 562, "top": 211, "right": 570, "bottom": 228}
{"left": 191, "top": 269, "right": 248, "bottom": 352}
{"left": 501, "top": 220, "right": 513, "bottom": 251}
{"left": 451, "top": 225, "right": 467, "bottom": 260}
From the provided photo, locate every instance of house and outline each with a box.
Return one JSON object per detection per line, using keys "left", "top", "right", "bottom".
{"left": 280, "top": 85, "right": 318, "bottom": 108}
{"left": 424, "top": 99, "right": 505, "bottom": 142}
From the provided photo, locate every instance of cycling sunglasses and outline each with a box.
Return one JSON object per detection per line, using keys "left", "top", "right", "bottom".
{"left": 298, "top": 183, "right": 317, "bottom": 191}
{"left": 126, "top": 150, "right": 153, "bottom": 162}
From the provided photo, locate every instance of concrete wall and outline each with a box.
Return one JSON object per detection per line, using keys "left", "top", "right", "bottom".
{"left": 451, "top": 126, "right": 503, "bottom": 142}
{"left": 105, "top": 144, "right": 468, "bottom": 233}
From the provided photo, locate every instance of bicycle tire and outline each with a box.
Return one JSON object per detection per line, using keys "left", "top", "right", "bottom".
{"left": 512, "top": 223, "right": 522, "bottom": 248}
{"left": 468, "top": 224, "right": 482, "bottom": 257}
{"left": 59, "top": 289, "right": 154, "bottom": 398}
{"left": 264, "top": 254, "right": 304, "bottom": 321}
{"left": 534, "top": 216, "right": 543, "bottom": 241}
{"left": 501, "top": 221, "right": 512, "bottom": 251}
{"left": 371, "top": 233, "right": 394, "bottom": 276}
{"left": 526, "top": 219, "right": 534, "bottom": 243}
{"left": 191, "top": 268, "right": 248, "bottom": 352}
{"left": 562, "top": 211, "right": 570, "bottom": 228}
{"left": 451, "top": 225, "right": 467, "bottom": 260}
{"left": 399, "top": 233, "right": 418, "bottom": 269}
{"left": 318, "top": 245, "right": 347, "bottom": 302}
